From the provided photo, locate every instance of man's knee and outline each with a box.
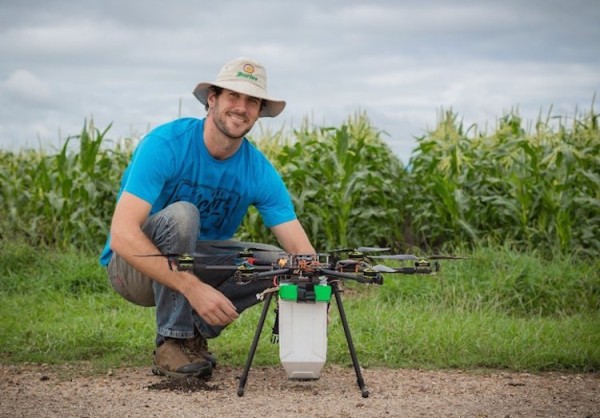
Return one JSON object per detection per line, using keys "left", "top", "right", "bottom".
{"left": 107, "top": 254, "right": 155, "bottom": 307}
{"left": 144, "top": 201, "right": 200, "bottom": 245}
{"left": 164, "top": 201, "right": 200, "bottom": 235}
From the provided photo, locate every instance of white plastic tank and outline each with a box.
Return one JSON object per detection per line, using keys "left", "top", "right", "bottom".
{"left": 278, "top": 283, "right": 331, "bottom": 379}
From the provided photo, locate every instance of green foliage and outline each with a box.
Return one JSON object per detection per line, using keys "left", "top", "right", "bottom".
{"left": 240, "top": 112, "right": 407, "bottom": 250}
{"left": 0, "top": 241, "right": 111, "bottom": 295}
{"left": 0, "top": 119, "right": 133, "bottom": 251}
{"left": 0, "top": 106, "right": 598, "bottom": 257}
{"left": 377, "top": 245, "right": 600, "bottom": 317}
{"left": 0, "top": 241, "right": 154, "bottom": 365}
{"left": 406, "top": 107, "right": 600, "bottom": 256}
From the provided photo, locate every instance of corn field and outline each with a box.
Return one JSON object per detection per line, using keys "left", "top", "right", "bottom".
{"left": 0, "top": 121, "right": 133, "bottom": 250}
{"left": 0, "top": 108, "right": 598, "bottom": 257}
{"left": 406, "top": 109, "right": 600, "bottom": 256}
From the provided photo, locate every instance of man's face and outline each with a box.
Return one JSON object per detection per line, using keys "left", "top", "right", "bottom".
{"left": 208, "top": 88, "right": 262, "bottom": 140}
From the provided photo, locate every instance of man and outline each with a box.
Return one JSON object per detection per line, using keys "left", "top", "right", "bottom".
{"left": 99, "top": 57, "right": 316, "bottom": 379}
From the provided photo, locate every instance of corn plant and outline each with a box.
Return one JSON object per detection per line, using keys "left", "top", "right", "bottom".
{"left": 0, "top": 120, "right": 133, "bottom": 251}
{"left": 406, "top": 106, "right": 600, "bottom": 256}
{"left": 1, "top": 106, "right": 598, "bottom": 258}
{"left": 239, "top": 112, "right": 407, "bottom": 250}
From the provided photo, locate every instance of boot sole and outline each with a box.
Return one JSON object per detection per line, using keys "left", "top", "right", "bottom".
{"left": 152, "top": 364, "right": 212, "bottom": 379}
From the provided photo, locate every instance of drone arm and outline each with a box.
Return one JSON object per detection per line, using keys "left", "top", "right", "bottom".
{"left": 195, "top": 264, "right": 239, "bottom": 271}
{"left": 236, "top": 268, "right": 294, "bottom": 281}
{"left": 395, "top": 267, "right": 417, "bottom": 274}
{"left": 386, "top": 266, "right": 436, "bottom": 275}
{"left": 320, "top": 268, "right": 377, "bottom": 284}
{"left": 194, "top": 264, "right": 272, "bottom": 272}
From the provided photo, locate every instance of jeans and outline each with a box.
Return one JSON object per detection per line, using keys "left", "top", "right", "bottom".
{"left": 107, "top": 201, "right": 281, "bottom": 341}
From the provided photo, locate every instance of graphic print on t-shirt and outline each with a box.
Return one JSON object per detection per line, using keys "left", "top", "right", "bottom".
{"left": 172, "top": 180, "right": 241, "bottom": 233}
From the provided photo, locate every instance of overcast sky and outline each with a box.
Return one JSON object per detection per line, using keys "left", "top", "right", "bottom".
{"left": 1, "top": 0, "right": 599, "bottom": 162}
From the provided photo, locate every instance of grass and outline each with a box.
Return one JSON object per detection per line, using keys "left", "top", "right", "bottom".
{"left": 334, "top": 303, "right": 599, "bottom": 371}
{"left": 1, "top": 241, "right": 598, "bottom": 373}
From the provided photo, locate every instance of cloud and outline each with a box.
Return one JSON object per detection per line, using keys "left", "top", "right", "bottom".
{"left": 0, "top": 0, "right": 598, "bottom": 163}
{"left": 2, "top": 69, "right": 53, "bottom": 105}
{"left": 0, "top": 69, "right": 55, "bottom": 111}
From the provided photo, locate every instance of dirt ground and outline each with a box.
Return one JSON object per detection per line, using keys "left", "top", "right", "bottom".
{"left": 1, "top": 364, "right": 598, "bottom": 418}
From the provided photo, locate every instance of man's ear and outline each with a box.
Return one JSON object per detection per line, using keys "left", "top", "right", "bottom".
{"left": 206, "top": 91, "right": 215, "bottom": 109}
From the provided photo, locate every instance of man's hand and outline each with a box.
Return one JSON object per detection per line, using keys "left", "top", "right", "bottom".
{"left": 180, "top": 272, "right": 239, "bottom": 326}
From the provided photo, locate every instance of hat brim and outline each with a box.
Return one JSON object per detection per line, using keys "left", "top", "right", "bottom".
{"left": 193, "top": 81, "right": 286, "bottom": 118}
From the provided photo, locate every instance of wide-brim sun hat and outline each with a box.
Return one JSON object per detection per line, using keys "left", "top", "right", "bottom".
{"left": 193, "top": 57, "right": 286, "bottom": 118}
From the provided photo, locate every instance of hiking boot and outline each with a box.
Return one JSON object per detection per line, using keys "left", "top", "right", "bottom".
{"left": 152, "top": 338, "right": 213, "bottom": 378}
{"left": 190, "top": 333, "right": 218, "bottom": 368}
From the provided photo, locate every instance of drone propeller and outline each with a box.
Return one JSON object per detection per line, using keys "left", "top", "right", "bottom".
{"left": 370, "top": 254, "right": 465, "bottom": 261}
{"left": 371, "top": 264, "right": 398, "bottom": 273}
{"left": 136, "top": 253, "right": 191, "bottom": 258}
{"left": 369, "top": 254, "right": 419, "bottom": 261}
{"left": 207, "top": 244, "right": 283, "bottom": 253}
{"left": 135, "top": 252, "right": 226, "bottom": 259}
{"left": 372, "top": 262, "right": 441, "bottom": 275}
{"left": 329, "top": 246, "right": 390, "bottom": 253}
{"left": 134, "top": 252, "right": 255, "bottom": 268}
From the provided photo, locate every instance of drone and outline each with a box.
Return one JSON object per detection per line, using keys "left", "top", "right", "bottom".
{"left": 138, "top": 245, "right": 464, "bottom": 397}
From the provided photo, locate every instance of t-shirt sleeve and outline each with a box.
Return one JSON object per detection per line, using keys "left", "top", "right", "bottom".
{"left": 122, "top": 135, "right": 175, "bottom": 205}
{"left": 254, "top": 163, "right": 297, "bottom": 228}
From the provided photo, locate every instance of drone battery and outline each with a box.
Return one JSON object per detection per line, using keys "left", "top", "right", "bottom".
{"left": 278, "top": 283, "right": 330, "bottom": 379}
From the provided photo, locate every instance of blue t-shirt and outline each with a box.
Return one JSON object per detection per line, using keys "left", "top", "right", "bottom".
{"left": 99, "top": 117, "right": 296, "bottom": 266}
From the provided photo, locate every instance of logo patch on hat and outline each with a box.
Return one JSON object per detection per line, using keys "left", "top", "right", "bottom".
{"left": 237, "top": 63, "right": 258, "bottom": 81}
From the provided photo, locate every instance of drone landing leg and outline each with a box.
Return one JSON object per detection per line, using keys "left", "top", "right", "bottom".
{"left": 237, "top": 291, "right": 274, "bottom": 397}
{"left": 332, "top": 284, "right": 370, "bottom": 398}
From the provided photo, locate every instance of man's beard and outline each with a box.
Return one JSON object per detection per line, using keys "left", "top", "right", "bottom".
{"left": 211, "top": 105, "right": 253, "bottom": 140}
